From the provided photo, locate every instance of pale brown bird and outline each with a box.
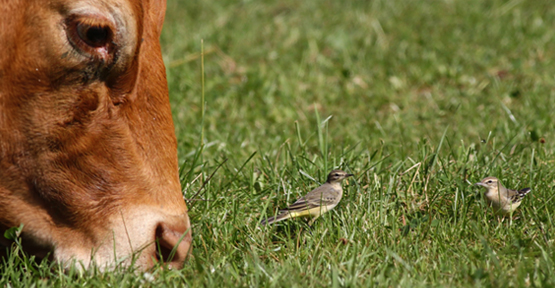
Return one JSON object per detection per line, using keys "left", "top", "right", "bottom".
{"left": 261, "top": 170, "right": 353, "bottom": 226}
{"left": 475, "top": 176, "right": 531, "bottom": 215}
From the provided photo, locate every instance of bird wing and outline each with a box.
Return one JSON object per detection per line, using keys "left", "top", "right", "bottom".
{"left": 281, "top": 185, "right": 341, "bottom": 212}
{"left": 507, "top": 188, "right": 531, "bottom": 203}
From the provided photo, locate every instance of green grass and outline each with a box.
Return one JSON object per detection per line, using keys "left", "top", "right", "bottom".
{"left": 3, "top": 0, "right": 555, "bottom": 286}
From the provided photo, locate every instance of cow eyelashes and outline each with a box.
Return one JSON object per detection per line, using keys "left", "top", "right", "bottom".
{"left": 66, "top": 15, "right": 116, "bottom": 62}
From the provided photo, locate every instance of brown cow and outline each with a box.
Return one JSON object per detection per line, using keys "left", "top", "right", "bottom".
{"left": 0, "top": 0, "right": 192, "bottom": 270}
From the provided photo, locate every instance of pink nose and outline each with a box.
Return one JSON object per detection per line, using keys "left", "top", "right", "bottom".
{"left": 155, "top": 221, "right": 192, "bottom": 268}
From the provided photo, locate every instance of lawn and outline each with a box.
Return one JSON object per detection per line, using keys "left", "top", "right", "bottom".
{"left": 3, "top": 0, "right": 555, "bottom": 286}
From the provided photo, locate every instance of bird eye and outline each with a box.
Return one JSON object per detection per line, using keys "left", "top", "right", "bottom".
{"left": 487, "top": 180, "right": 493, "bottom": 184}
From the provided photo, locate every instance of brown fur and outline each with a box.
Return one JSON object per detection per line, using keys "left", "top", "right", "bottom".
{"left": 0, "top": 0, "right": 191, "bottom": 270}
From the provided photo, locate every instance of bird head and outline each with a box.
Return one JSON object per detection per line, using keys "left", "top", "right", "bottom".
{"left": 475, "top": 176, "right": 500, "bottom": 190}
{"left": 326, "top": 170, "right": 354, "bottom": 183}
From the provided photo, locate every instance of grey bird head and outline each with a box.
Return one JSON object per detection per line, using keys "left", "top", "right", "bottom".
{"left": 475, "top": 176, "right": 500, "bottom": 190}
{"left": 326, "top": 170, "right": 354, "bottom": 183}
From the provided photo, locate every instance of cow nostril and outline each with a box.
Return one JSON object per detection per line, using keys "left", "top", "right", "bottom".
{"left": 154, "top": 222, "right": 191, "bottom": 268}
{"left": 155, "top": 228, "right": 172, "bottom": 263}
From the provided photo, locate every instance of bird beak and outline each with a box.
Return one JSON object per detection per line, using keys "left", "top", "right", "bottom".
{"left": 475, "top": 182, "right": 486, "bottom": 187}
{"left": 346, "top": 174, "right": 354, "bottom": 177}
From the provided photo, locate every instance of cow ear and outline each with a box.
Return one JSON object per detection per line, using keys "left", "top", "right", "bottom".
{"left": 148, "top": 0, "right": 167, "bottom": 37}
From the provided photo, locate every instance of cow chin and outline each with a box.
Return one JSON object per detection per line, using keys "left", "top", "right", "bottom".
{"left": 51, "top": 207, "right": 192, "bottom": 271}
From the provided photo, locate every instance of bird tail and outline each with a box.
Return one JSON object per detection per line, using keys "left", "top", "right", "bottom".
{"left": 260, "top": 211, "right": 292, "bottom": 225}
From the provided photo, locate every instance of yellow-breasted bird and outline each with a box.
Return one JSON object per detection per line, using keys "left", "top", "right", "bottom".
{"left": 475, "top": 176, "right": 531, "bottom": 215}
{"left": 261, "top": 170, "right": 353, "bottom": 226}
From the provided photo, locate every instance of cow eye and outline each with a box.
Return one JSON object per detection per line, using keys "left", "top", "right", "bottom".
{"left": 77, "top": 23, "right": 111, "bottom": 48}
{"left": 66, "top": 15, "right": 115, "bottom": 60}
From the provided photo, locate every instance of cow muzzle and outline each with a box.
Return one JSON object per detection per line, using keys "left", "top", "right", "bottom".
{"left": 50, "top": 207, "right": 192, "bottom": 271}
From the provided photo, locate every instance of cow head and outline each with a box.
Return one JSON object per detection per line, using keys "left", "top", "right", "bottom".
{"left": 0, "top": 0, "right": 192, "bottom": 270}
